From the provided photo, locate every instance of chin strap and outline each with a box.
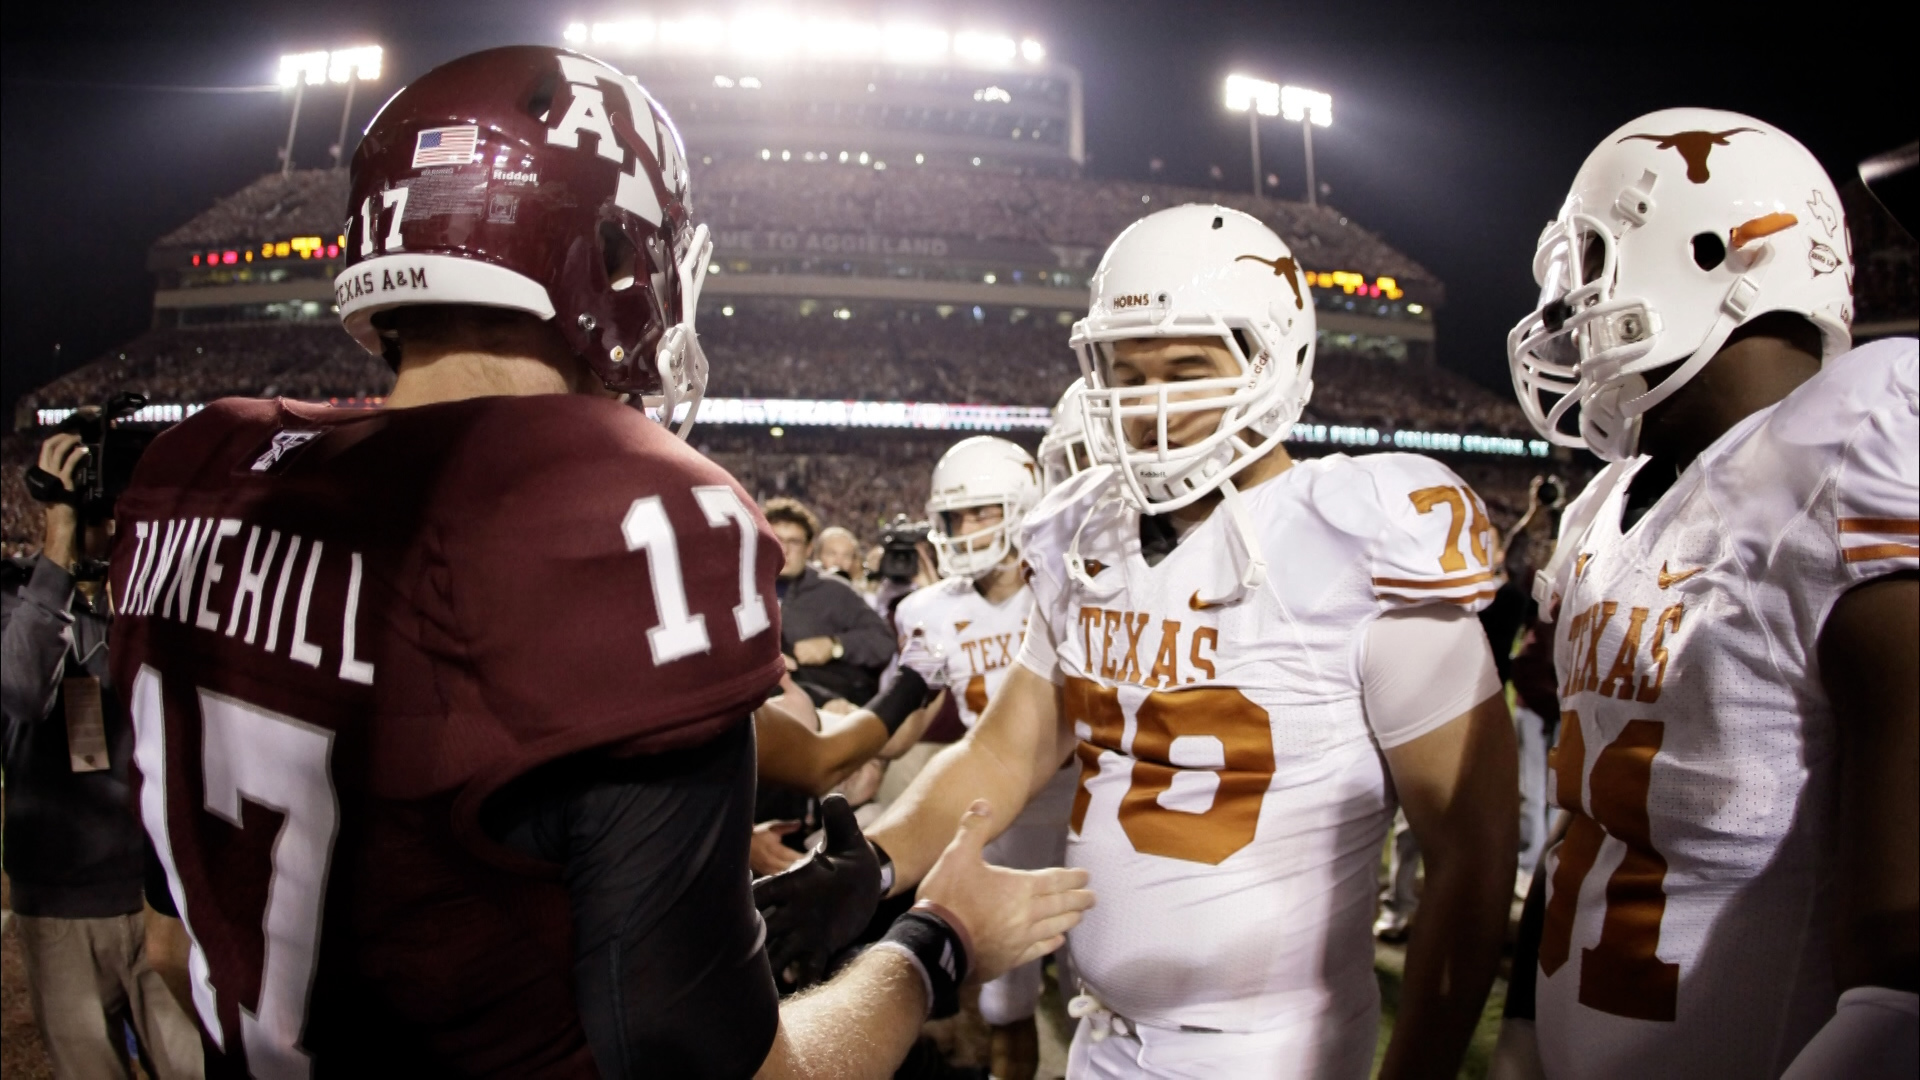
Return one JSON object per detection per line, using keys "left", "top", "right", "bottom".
{"left": 652, "top": 223, "right": 713, "bottom": 439}
{"left": 1613, "top": 241, "right": 1775, "bottom": 457}
{"left": 1189, "top": 478, "right": 1269, "bottom": 609}
{"left": 1065, "top": 489, "right": 1127, "bottom": 596}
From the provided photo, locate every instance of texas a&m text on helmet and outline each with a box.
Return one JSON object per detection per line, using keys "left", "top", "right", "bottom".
{"left": 335, "top": 46, "right": 715, "bottom": 433}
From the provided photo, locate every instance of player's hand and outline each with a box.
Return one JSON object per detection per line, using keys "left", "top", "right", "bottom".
{"left": 834, "top": 759, "right": 885, "bottom": 807}
{"left": 749, "top": 820, "right": 805, "bottom": 876}
{"left": 916, "top": 799, "right": 1095, "bottom": 984}
{"left": 792, "top": 636, "right": 836, "bottom": 666}
{"left": 754, "top": 794, "right": 882, "bottom": 990}
{"left": 896, "top": 625, "right": 950, "bottom": 691}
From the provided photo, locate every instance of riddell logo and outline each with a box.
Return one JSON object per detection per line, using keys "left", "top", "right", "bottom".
{"left": 1112, "top": 293, "right": 1152, "bottom": 310}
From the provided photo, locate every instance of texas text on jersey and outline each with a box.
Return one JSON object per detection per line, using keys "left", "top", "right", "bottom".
{"left": 109, "top": 394, "right": 784, "bottom": 1076}
{"left": 1534, "top": 338, "right": 1918, "bottom": 1077}
{"left": 1013, "top": 451, "right": 1500, "bottom": 1065}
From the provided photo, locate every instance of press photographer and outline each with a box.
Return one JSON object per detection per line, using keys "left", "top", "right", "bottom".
{"left": 3, "top": 401, "right": 200, "bottom": 1078}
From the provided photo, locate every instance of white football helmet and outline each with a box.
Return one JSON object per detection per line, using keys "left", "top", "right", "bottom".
{"left": 1508, "top": 107, "right": 1853, "bottom": 461}
{"left": 1070, "top": 204, "right": 1316, "bottom": 514}
{"left": 1037, "top": 378, "right": 1093, "bottom": 491}
{"left": 926, "top": 436, "right": 1043, "bottom": 579}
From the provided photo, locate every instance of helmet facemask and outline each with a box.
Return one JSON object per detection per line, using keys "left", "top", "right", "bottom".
{"left": 1508, "top": 213, "right": 1666, "bottom": 459}
{"left": 1506, "top": 108, "right": 1855, "bottom": 463}
{"left": 928, "top": 499, "right": 1019, "bottom": 580}
{"left": 1075, "top": 316, "right": 1307, "bottom": 515}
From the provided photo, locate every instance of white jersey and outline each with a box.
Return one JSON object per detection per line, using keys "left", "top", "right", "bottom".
{"left": 1534, "top": 338, "right": 1919, "bottom": 1079}
{"left": 1016, "top": 452, "right": 1499, "bottom": 1050}
{"left": 894, "top": 576, "right": 1036, "bottom": 729}
{"left": 893, "top": 576, "right": 1081, "bottom": 845}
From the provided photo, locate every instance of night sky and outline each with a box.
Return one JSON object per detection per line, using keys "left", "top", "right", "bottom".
{"left": 3, "top": 0, "right": 1911, "bottom": 426}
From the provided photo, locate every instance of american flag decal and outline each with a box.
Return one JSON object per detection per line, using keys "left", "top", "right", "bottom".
{"left": 411, "top": 125, "right": 479, "bottom": 168}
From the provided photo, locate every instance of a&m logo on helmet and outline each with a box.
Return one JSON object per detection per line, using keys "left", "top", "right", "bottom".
{"left": 544, "top": 54, "right": 689, "bottom": 229}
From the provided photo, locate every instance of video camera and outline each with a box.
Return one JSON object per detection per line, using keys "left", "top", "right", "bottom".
{"left": 876, "top": 514, "right": 931, "bottom": 584}
{"left": 26, "top": 391, "right": 156, "bottom": 524}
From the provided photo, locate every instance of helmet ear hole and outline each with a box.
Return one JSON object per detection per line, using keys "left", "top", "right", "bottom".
{"left": 600, "top": 222, "right": 638, "bottom": 291}
{"left": 524, "top": 71, "right": 558, "bottom": 122}
{"left": 1691, "top": 232, "right": 1727, "bottom": 271}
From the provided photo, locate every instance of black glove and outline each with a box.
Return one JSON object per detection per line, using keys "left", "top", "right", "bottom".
{"left": 753, "top": 794, "right": 883, "bottom": 991}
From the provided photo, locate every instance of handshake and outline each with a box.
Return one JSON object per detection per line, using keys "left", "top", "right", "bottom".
{"left": 754, "top": 793, "right": 1095, "bottom": 1008}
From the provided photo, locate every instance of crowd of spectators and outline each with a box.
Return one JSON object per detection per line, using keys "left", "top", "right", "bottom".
{"left": 19, "top": 305, "right": 1529, "bottom": 431}
{"left": 153, "top": 163, "right": 1445, "bottom": 300}
{"left": 14, "top": 324, "right": 393, "bottom": 426}
{"left": 696, "top": 158, "right": 1445, "bottom": 297}
{"left": 155, "top": 169, "right": 349, "bottom": 251}
{"left": 2, "top": 434, "right": 42, "bottom": 560}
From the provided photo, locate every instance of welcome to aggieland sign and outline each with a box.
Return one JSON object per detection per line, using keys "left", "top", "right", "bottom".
{"left": 709, "top": 228, "right": 1097, "bottom": 269}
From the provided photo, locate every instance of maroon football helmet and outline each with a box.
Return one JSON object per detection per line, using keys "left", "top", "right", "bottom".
{"left": 336, "top": 45, "right": 712, "bottom": 432}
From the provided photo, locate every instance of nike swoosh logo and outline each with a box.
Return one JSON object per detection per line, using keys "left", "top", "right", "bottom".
{"left": 1189, "top": 590, "right": 1225, "bottom": 611}
{"left": 1657, "top": 561, "right": 1704, "bottom": 589}
{"left": 1083, "top": 559, "right": 1106, "bottom": 577}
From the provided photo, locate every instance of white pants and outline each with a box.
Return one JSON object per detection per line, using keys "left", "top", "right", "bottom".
{"left": 1064, "top": 1008, "right": 1374, "bottom": 1079}
{"left": 1514, "top": 706, "right": 1551, "bottom": 877}
{"left": 978, "top": 764, "right": 1077, "bottom": 1026}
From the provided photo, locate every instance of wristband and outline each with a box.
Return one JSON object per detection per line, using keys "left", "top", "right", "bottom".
{"left": 862, "top": 667, "right": 929, "bottom": 735}
{"left": 874, "top": 903, "right": 971, "bottom": 1019}
{"left": 871, "top": 840, "right": 896, "bottom": 896}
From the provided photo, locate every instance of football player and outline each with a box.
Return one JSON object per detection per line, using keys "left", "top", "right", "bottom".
{"left": 894, "top": 435, "right": 1074, "bottom": 1080}
{"left": 1038, "top": 378, "right": 1094, "bottom": 490}
{"left": 1498, "top": 108, "right": 1917, "bottom": 1077}
{"left": 782, "top": 205, "right": 1521, "bottom": 1077}
{"left": 109, "top": 46, "right": 1090, "bottom": 1078}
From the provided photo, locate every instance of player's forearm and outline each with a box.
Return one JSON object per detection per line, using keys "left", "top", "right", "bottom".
{"left": 866, "top": 737, "right": 1024, "bottom": 895}
{"left": 757, "top": 707, "right": 888, "bottom": 797}
{"left": 1380, "top": 841, "right": 1514, "bottom": 1080}
{"left": 877, "top": 695, "right": 941, "bottom": 760}
{"left": 756, "top": 948, "right": 927, "bottom": 1080}
{"left": 869, "top": 665, "right": 1062, "bottom": 895}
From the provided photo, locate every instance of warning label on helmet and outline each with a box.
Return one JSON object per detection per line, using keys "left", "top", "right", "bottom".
{"left": 398, "top": 172, "right": 488, "bottom": 225}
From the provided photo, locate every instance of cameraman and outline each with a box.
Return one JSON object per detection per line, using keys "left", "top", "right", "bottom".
{"left": 3, "top": 428, "right": 201, "bottom": 1078}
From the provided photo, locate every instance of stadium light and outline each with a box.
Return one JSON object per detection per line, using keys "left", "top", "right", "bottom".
{"left": 882, "top": 24, "right": 949, "bottom": 62}
{"left": 326, "top": 47, "right": 382, "bottom": 170}
{"left": 277, "top": 48, "right": 382, "bottom": 175}
{"left": 1224, "top": 74, "right": 1280, "bottom": 199}
{"left": 557, "top": 17, "right": 1045, "bottom": 68}
{"left": 1281, "top": 85, "right": 1331, "bottom": 207}
{"left": 278, "top": 52, "right": 329, "bottom": 88}
{"left": 954, "top": 31, "right": 1017, "bottom": 65}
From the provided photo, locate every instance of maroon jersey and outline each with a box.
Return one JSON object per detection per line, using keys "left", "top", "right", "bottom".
{"left": 109, "top": 395, "right": 783, "bottom": 1078}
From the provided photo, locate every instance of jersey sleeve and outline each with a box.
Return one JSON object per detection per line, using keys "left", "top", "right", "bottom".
{"left": 490, "top": 720, "right": 777, "bottom": 1078}
{"left": 1012, "top": 486, "right": 1085, "bottom": 685}
{"left": 1348, "top": 454, "right": 1503, "bottom": 612}
{"left": 1828, "top": 342, "right": 1919, "bottom": 583}
{"left": 438, "top": 399, "right": 786, "bottom": 788}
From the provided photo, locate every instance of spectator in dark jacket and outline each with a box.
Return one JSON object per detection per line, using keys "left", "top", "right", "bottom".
{"left": 762, "top": 498, "right": 896, "bottom": 707}
{"left": 2, "top": 430, "right": 201, "bottom": 1079}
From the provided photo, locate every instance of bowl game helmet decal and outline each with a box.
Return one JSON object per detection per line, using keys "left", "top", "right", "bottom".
{"left": 336, "top": 46, "right": 713, "bottom": 431}
{"left": 1507, "top": 107, "right": 1853, "bottom": 461}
